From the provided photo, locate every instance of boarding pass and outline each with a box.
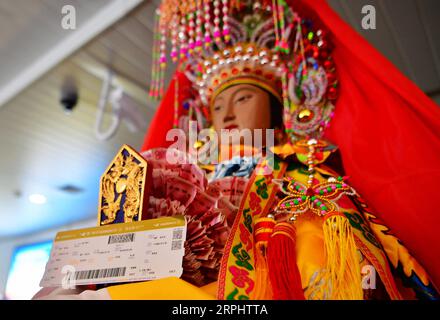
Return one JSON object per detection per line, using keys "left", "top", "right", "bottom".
{"left": 40, "top": 215, "right": 186, "bottom": 288}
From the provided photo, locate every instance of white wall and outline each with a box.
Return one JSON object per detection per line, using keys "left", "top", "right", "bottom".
{"left": 0, "top": 218, "right": 96, "bottom": 299}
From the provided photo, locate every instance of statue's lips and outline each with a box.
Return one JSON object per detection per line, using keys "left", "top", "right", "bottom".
{"left": 223, "top": 125, "right": 238, "bottom": 130}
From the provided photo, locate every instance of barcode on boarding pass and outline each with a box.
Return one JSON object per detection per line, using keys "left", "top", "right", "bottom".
{"left": 74, "top": 267, "right": 127, "bottom": 280}
{"left": 172, "top": 228, "right": 184, "bottom": 240}
{"left": 108, "top": 233, "right": 135, "bottom": 244}
{"left": 171, "top": 240, "right": 183, "bottom": 250}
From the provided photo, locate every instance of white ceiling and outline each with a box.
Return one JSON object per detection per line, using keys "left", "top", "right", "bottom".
{"left": 0, "top": 0, "right": 439, "bottom": 240}
{"left": 0, "top": 0, "right": 110, "bottom": 89}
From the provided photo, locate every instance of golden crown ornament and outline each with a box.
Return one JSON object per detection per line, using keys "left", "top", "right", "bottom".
{"left": 149, "top": 0, "right": 340, "bottom": 142}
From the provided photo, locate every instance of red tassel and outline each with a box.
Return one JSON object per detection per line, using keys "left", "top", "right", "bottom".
{"left": 267, "top": 222, "right": 305, "bottom": 300}
{"left": 251, "top": 218, "right": 276, "bottom": 300}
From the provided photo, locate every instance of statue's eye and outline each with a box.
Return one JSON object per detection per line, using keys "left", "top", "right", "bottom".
{"left": 235, "top": 94, "right": 252, "bottom": 104}
{"left": 214, "top": 105, "right": 222, "bottom": 111}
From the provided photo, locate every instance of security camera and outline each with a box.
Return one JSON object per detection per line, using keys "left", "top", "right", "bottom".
{"left": 60, "top": 77, "right": 78, "bottom": 113}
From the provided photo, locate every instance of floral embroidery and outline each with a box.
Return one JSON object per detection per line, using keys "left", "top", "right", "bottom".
{"left": 239, "top": 224, "right": 253, "bottom": 251}
{"left": 226, "top": 288, "right": 249, "bottom": 300}
{"left": 229, "top": 266, "right": 254, "bottom": 295}
{"left": 344, "top": 211, "right": 382, "bottom": 249}
{"left": 249, "top": 192, "right": 262, "bottom": 216}
{"left": 232, "top": 243, "right": 253, "bottom": 271}
{"left": 242, "top": 208, "right": 252, "bottom": 233}
{"left": 255, "top": 177, "right": 269, "bottom": 199}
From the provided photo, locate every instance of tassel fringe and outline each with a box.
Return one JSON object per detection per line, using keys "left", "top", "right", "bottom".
{"left": 267, "top": 222, "right": 305, "bottom": 300}
{"left": 305, "top": 213, "right": 363, "bottom": 300}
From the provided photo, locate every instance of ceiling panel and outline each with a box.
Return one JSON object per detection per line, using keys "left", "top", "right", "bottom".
{"left": 83, "top": 42, "right": 148, "bottom": 90}
{"left": 0, "top": 0, "right": 111, "bottom": 88}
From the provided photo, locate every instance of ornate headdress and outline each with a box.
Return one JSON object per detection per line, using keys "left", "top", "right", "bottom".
{"left": 149, "top": 0, "right": 339, "bottom": 142}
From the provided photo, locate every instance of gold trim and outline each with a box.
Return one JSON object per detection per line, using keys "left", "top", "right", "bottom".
{"left": 56, "top": 216, "right": 186, "bottom": 242}
{"left": 210, "top": 76, "right": 283, "bottom": 107}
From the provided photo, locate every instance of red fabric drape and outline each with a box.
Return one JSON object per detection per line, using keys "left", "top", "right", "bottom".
{"left": 141, "top": 0, "right": 440, "bottom": 288}
{"left": 142, "top": 71, "right": 192, "bottom": 150}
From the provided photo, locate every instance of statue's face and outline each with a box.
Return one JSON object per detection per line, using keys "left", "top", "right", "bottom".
{"left": 211, "top": 84, "right": 271, "bottom": 137}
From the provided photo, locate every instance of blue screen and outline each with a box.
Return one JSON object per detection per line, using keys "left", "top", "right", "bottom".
{"left": 5, "top": 240, "right": 53, "bottom": 300}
